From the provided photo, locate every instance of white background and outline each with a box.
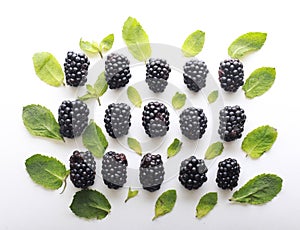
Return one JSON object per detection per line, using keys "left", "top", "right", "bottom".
{"left": 1, "top": 0, "right": 300, "bottom": 229}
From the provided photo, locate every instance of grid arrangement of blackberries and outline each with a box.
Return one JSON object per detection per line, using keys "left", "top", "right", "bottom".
{"left": 58, "top": 100, "right": 89, "bottom": 138}
{"left": 139, "top": 153, "right": 165, "bottom": 192}
{"left": 216, "top": 158, "right": 240, "bottom": 190}
{"left": 179, "top": 107, "right": 208, "bottom": 140}
{"left": 64, "top": 51, "right": 90, "bottom": 87}
{"left": 179, "top": 156, "right": 208, "bottom": 190}
{"left": 104, "top": 103, "right": 131, "bottom": 138}
{"left": 105, "top": 53, "right": 132, "bottom": 89}
{"left": 183, "top": 59, "right": 209, "bottom": 92}
{"left": 218, "top": 105, "right": 246, "bottom": 142}
{"left": 69, "top": 150, "right": 96, "bottom": 189}
{"left": 101, "top": 151, "right": 128, "bottom": 189}
{"left": 218, "top": 59, "right": 244, "bottom": 92}
{"left": 146, "top": 58, "right": 171, "bottom": 93}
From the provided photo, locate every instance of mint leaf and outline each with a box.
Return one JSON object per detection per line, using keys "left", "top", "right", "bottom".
{"left": 205, "top": 142, "right": 224, "bottom": 160}
{"left": 32, "top": 52, "right": 64, "bottom": 87}
{"left": 242, "top": 125, "right": 278, "bottom": 159}
{"left": 182, "top": 30, "right": 205, "bottom": 57}
{"left": 22, "top": 104, "right": 64, "bottom": 141}
{"left": 99, "top": 34, "right": 114, "bottom": 53}
{"left": 167, "top": 138, "right": 182, "bottom": 158}
{"left": 196, "top": 192, "right": 218, "bottom": 219}
{"left": 122, "top": 16, "right": 151, "bottom": 62}
{"left": 228, "top": 32, "right": 267, "bottom": 59}
{"left": 127, "top": 137, "right": 142, "bottom": 156}
{"left": 207, "top": 90, "right": 218, "bottom": 104}
{"left": 82, "top": 120, "right": 108, "bottom": 158}
{"left": 172, "top": 92, "right": 186, "bottom": 109}
{"left": 25, "top": 154, "right": 68, "bottom": 190}
{"left": 125, "top": 187, "right": 139, "bottom": 203}
{"left": 79, "top": 38, "right": 99, "bottom": 55}
{"left": 70, "top": 189, "right": 111, "bottom": 220}
{"left": 127, "top": 86, "right": 142, "bottom": 108}
{"left": 230, "top": 174, "right": 282, "bottom": 205}
{"left": 243, "top": 67, "right": 276, "bottom": 99}
{"left": 153, "top": 189, "right": 177, "bottom": 220}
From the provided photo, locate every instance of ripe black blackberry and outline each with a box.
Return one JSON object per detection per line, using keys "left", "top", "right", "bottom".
{"left": 218, "top": 59, "right": 244, "bottom": 92}
{"left": 142, "top": 101, "right": 170, "bottom": 137}
{"left": 69, "top": 150, "right": 96, "bottom": 189}
{"left": 64, "top": 51, "right": 90, "bottom": 87}
{"left": 179, "top": 156, "right": 208, "bottom": 190}
{"left": 216, "top": 158, "right": 240, "bottom": 190}
{"left": 58, "top": 100, "right": 89, "bottom": 138}
{"left": 101, "top": 151, "right": 128, "bottom": 189}
{"left": 139, "top": 153, "right": 164, "bottom": 192}
{"left": 145, "top": 58, "right": 171, "bottom": 93}
{"left": 179, "top": 107, "right": 208, "bottom": 140}
{"left": 218, "top": 105, "right": 246, "bottom": 142}
{"left": 104, "top": 103, "right": 131, "bottom": 138}
{"left": 105, "top": 53, "right": 131, "bottom": 89}
{"left": 183, "top": 59, "right": 209, "bottom": 92}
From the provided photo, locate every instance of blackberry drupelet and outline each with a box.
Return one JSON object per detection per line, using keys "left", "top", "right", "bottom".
{"left": 179, "top": 107, "right": 208, "bottom": 140}
{"left": 104, "top": 103, "right": 131, "bottom": 138}
{"left": 58, "top": 100, "right": 89, "bottom": 138}
{"left": 179, "top": 156, "right": 208, "bottom": 190}
{"left": 183, "top": 59, "right": 209, "bottom": 92}
{"left": 69, "top": 150, "right": 96, "bottom": 189}
{"left": 64, "top": 51, "right": 90, "bottom": 87}
{"left": 101, "top": 151, "right": 128, "bottom": 189}
{"left": 105, "top": 53, "right": 131, "bottom": 89}
{"left": 145, "top": 58, "right": 171, "bottom": 93}
{"left": 218, "top": 59, "right": 244, "bottom": 92}
{"left": 218, "top": 105, "right": 246, "bottom": 142}
{"left": 142, "top": 101, "right": 170, "bottom": 138}
{"left": 216, "top": 158, "right": 240, "bottom": 190}
{"left": 139, "top": 153, "right": 164, "bottom": 192}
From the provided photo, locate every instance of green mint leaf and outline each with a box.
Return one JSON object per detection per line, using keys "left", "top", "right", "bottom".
{"left": 127, "top": 86, "right": 142, "bottom": 108}
{"left": 153, "top": 189, "right": 177, "bottom": 220}
{"left": 230, "top": 174, "right": 282, "bottom": 205}
{"left": 78, "top": 93, "right": 95, "bottom": 101}
{"left": 122, "top": 16, "right": 151, "bottom": 62}
{"left": 167, "top": 138, "right": 183, "bottom": 158}
{"left": 243, "top": 67, "right": 276, "bottom": 99}
{"left": 82, "top": 120, "right": 108, "bottom": 158}
{"left": 79, "top": 38, "right": 99, "bottom": 55}
{"left": 99, "top": 34, "right": 114, "bottom": 53}
{"left": 86, "top": 84, "right": 96, "bottom": 94}
{"left": 172, "top": 92, "right": 186, "bottom": 109}
{"left": 207, "top": 90, "right": 218, "bottom": 104}
{"left": 228, "top": 32, "right": 267, "bottom": 59}
{"left": 25, "top": 154, "right": 68, "bottom": 190}
{"left": 125, "top": 187, "right": 139, "bottom": 203}
{"left": 22, "top": 104, "right": 64, "bottom": 141}
{"left": 205, "top": 142, "right": 224, "bottom": 160}
{"left": 32, "top": 52, "right": 64, "bottom": 87}
{"left": 127, "top": 137, "right": 142, "bottom": 156}
{"left": 196, "top": 192, "right": 218, "bottom": 219}
{"left": 242, "top": 125, "right": 278, "bottom": 159}
{"left": 182, "top": 30, "right": 205, "bottom": 57}
{"left": 70, "top": 189, "right": 111, "bottom": 220}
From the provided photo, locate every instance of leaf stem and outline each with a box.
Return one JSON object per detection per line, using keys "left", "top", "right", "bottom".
{"left": 99, "top": 51, "right": 103, "bottom": 59}
{"left": 97, "top": 97, "right": 101, "bottom": 106}
{"left": 59, "top": 176, "right": 68, "bottom": 194}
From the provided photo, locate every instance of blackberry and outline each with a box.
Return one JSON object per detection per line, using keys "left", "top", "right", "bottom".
{"left": 69, "top": 150, "right": 96, "bottom": 189}
{"left": 218, "top": 105, "right": 246, "bottom": 142}
{"left": 179, "top": 107, "right": 208, "bottom": 140}
{"left": 218, "top": 59, "right": 244, "bottom": 92}
{"left": 104, "top": 103, "right": 131, "bottom": 138}
{"left": 139, "top": 153, "right": 164, "bottom": 192}
{"left": 142, "top": 101, "right": 170, "bottom": 138}
{"left": 101, "top": 151, "right": 128, "bottom": 189}
{"left": 64, "top": 51, "right": 90, "bottom": 87}
{"left": 58, "top": 100, "right": 89, "bottom": 138}
{"left": 179, "top": 156, "right": 208, "bottom": 190}
{"left": 183, "top": 59, "right": 209, "bottom": 92}
{"left": 105, "top": 53, "right": 131, "bottom": 89}
{"left": 145, "top": 58, "right": 171, "bottom": 93}
{"left": 216, "top": 158, "right": 240, "bottom": 190}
